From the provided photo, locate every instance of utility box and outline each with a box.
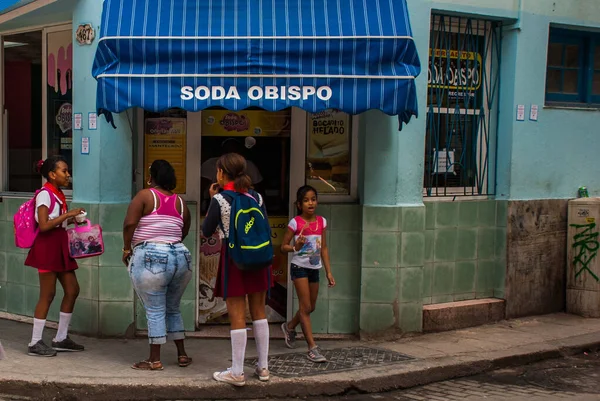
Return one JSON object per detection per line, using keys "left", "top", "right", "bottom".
{"left": 567, "top": 197, "right": 600, "bottom": 317}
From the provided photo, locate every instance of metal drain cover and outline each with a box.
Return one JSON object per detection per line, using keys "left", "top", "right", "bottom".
{"left": 245, "top": 346, "right": 414, "bottom": 378}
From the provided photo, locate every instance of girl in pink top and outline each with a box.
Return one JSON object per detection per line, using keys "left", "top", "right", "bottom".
{"left": 280, "top": 185, "right": 335, "bottom": 363}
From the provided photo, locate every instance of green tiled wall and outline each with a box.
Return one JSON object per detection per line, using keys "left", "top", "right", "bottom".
{"left": 0, "top": 197, "right": 198, "bottom": 337}
{"left": 1, "top": 195, "right": 506, "bottom": 338}
{"left": 423, "top": 200, "right": 507, "bottom": 305}
{"left": 359, "top": 200, "right": 507, "bottom": 335}
{"left": 360, "top": 206, "right": 426, "bottom": 334}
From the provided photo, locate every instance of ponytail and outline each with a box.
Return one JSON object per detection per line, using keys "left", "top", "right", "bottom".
{"left": 234, "top": 173, "right": 252, "bottom": 193}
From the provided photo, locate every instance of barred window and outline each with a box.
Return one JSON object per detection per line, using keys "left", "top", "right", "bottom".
{"left": 424, "top": 15, "right": 501, "bottom": 197}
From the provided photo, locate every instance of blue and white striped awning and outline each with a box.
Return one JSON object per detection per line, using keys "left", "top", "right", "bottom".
{"left": 92, "top": 0, "right": 421, "bottom": 122}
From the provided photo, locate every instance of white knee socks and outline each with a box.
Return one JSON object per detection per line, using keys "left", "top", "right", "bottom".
{"left": 30, "top": 318, "right": 46, "bottom": 346}
{"left": 54, "top": 312, "right": 72, "bottom": 342}
{"left": 253, "top": 319, "right": 269, "bottom": 369}
{"left": 230, "top": 328, "right": 247, "bottom": 376}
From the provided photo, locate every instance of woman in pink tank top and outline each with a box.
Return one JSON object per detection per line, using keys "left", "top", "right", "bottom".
{"left": 122, "top": 160, "right": 193, "bottom": 371}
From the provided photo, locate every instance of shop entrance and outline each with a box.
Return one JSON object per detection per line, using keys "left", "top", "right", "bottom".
{"left": 198, "top": 109, "right": 295, "bottom": 326}
{"left": 136, "top": 108, "right": 307, "bottom": 330}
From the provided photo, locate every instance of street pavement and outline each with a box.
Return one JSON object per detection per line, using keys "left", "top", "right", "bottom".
{"left": 2, "top": 313, "right": 600, "bottom": 400}
{"left": 5, "top": 354, "right": 600, "bottom": 401}
{"left": 286, "top": 353, "right": 600, "bottom": 400}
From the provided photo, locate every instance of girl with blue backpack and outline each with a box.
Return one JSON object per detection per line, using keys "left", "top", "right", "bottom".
{"left": 202, "top": 153, "right": 272, "bottom": 387}
{"left": 24, "top": 156, "right": 86, "bottom": 357}
{"left": 280, "top": 185, "right": 335, "bottom": 363}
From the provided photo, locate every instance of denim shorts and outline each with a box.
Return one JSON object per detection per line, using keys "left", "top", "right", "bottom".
{"left": 290, "top": 263, "right": 320, "bottom": 283}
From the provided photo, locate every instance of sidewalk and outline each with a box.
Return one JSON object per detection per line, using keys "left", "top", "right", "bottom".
{"left": 1, "top": 313, "right": 600, "bottom": 400}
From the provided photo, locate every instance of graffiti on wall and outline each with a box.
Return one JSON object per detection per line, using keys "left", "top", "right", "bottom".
{"left": 571, "top": 221, "right": 600, "bottom": 281}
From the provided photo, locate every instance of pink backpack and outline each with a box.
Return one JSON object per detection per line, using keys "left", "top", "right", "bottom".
{"left": 14, "top": 188, "right": 56, "bottom": 248}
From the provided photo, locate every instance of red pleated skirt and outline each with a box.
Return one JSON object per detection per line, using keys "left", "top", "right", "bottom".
{"left": 25, "top": 228, "right": 78, "bottom": 273}
{"left": 214, "top": 244, "right": 271, "bottom": 298}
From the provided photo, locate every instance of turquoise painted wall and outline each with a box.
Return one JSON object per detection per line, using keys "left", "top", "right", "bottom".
{"left": 496, "top": 1, "right": 600, "bottom": 200}
{"left": 72, "top": 0, "right": 132, "bottom": 204}
{"left": 362, "top": 0, "right": 600, "bottom": 205}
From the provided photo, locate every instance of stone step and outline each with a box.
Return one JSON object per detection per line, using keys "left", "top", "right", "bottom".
{"left": 423, "top": 298, "right": 506, "bottom": 333}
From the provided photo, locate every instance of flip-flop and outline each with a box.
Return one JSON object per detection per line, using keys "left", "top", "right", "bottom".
{"left": 178, "top": 355, "right": 193, "bottom": 367}
{"left": 132, "top": 360, "right": 164, "bottom": 371}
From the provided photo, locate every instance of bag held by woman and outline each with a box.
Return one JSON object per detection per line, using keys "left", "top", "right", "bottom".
{"left": 66, "top": 219, "right": 104, "bottom": 258}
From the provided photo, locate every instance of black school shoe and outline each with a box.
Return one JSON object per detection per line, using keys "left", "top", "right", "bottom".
{"left": 28, "top": 340, "right": 57, "bottom": 357}
{"left": 52, "top": 337, "right": 85, "bottom": 352}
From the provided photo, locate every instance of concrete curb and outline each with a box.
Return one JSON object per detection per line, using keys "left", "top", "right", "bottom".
{"left": 1, "top": 332, "right": 600, "bottom": 401}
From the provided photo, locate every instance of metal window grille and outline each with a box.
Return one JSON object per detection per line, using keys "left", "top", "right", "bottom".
{"left": 424, "top": 15, "right": 502, "bottom": 197}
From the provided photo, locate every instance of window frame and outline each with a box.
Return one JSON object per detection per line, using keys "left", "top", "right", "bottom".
{"left": 545, "top": 27, "right": 600, "bottom": 106}
{"left": 303, "top": 110, "right": 358, "bottom": 203}
{"left": 0, "top": 22, "right": 72, "bottom": 196}
{"left": 424, "top": 15, "right": 499, "bottom": 197}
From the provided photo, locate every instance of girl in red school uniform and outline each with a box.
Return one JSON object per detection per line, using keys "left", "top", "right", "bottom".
{"left": 24, "top": 155, "right": 86, "bottom": 357}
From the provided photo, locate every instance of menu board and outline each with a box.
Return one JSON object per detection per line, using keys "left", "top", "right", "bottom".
{"left": 144, "top": 118, "right": 187, "bottom": 194}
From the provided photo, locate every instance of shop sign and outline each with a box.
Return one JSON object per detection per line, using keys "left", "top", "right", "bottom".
{"left": 76, "top": 24, "right": 95, "bottom": 45}
{"left": 144, "top": 118, "right": 187, "bottom": 193}
{"left": 428, "top": 48, "right": 482, "bottom": 104}
{"left": 56, "top": 103, "right": 72, "bottom": 133}
{"left": 181, "top": 85, "right": 332, "bottom": 102}
{"left": 201, "top": 109, "right": 291, "bottom": 137}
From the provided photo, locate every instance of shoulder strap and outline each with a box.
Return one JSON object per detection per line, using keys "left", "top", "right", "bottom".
{"left": 248, "top": 189, "right": 262, "bottom": 206}
{"left": 149, "top": 188, "right": 158, "bottom": 212}
{"left": 39, "top": 188, "right": 57, "bottom": 213}
{"left": 177, "top": 196, "right": 184, "bottom": 219}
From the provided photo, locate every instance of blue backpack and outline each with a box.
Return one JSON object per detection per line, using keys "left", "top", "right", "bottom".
{"left": 219, "top": 190, "right": 273, "bottom": 271}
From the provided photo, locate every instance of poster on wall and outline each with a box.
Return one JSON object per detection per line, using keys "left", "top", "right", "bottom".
{"left": 306, "top": 109, "right": 351, "bottom": 195}
{"left": 198, "top": 217, "right": 288, "bottom": 324}
{"left": 201, "top": 110, "right": 291, "bottom": 137}
{"left": 144, "top": 118, "right": 187, "bottom": 194}
{"left": 47, "top": 30, "right": 73, "bottom": 188}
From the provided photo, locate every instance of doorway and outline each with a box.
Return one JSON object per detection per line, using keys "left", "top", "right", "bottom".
{"left": 3, "top": 30, "right": 42, "bottom": 192}
{"left": 197, "top": 108, "right": 296, "bottom": 326}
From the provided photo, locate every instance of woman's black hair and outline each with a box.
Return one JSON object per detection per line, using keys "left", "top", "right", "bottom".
{"left": 37, "top": 155, "right": 67, "bottom": 180}
{"left": 150, "top": 159, "right": 177, "bottom": 191}
{"left": 295, "top": 185, "right": 318, "bottom": 215}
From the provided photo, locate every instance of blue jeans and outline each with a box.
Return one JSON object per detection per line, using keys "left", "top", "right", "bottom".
{"left": 129, "top": 242, "right": 192, "bottom": 345}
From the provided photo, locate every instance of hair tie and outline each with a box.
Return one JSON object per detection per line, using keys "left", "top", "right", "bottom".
{"left": 36, "top": 159, "right": 44, "bottom": 173}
